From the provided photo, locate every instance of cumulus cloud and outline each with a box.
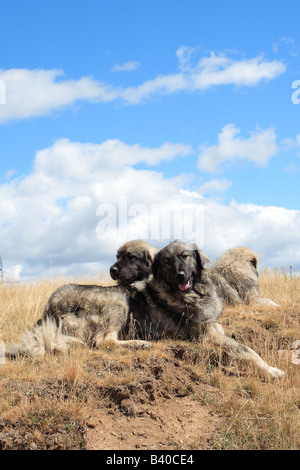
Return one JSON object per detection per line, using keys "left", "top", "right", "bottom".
{"left": 0, "top": 78, "right": 5, "bottom": 104}
{"left": 0, "top": 48, "right": 286, "bottom": 122}
{"left": 198, "top": 124, "right": 278, "bottom": 172}
{"left": 34, "top": 138, "right": 191, "bottom": 177}
{"left": 0, "top": 138, "right": 192, "bottom": 279}
{"left": 0, "top": 137, "right": 299, "bottom": 280}
{"left": 202, "top": 200, "right": 300, "bottom": 268}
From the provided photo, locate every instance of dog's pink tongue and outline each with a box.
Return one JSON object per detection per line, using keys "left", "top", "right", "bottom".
{"left": 178, "top": 280, "right": 190, "bottom": 291}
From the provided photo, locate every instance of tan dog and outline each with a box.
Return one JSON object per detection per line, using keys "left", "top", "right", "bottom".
{"left": 209, "top": 246, "right": 279, "bottom": 306}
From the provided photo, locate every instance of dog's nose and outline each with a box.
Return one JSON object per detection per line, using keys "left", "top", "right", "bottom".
{"left": 176, "top": 271, "right": 186, "bottom": 281}
{"left": 110, "top": 266, "right": 118, "bottom": 279}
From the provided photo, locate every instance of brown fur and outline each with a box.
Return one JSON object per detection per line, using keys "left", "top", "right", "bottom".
{"left": 110, "top": 239, "right": 158, "bottom": 285}
{"left": 209, "top": 246, "right": 279, "bottom": 306}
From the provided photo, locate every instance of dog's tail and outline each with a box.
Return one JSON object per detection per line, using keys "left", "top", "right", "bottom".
{"left": 5, "top": 318, "right": 82, "bottom": 359}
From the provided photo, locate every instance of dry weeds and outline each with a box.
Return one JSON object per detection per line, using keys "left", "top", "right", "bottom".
{"left": 0, "top": 270, "right": 299, "bottom": 450}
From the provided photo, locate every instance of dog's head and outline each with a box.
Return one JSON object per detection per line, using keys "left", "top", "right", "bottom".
{"left": 152, "top": 241, "right": 211, "bottom": 292}
{"left": 110, "top": 240, "right": 158, "bottom": 286}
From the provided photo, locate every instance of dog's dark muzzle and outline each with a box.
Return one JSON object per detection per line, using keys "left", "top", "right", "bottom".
{"left": 110, "top": 265, "right": 119, "bottom": 280}
{"left": 175, "top": 271, "right": 193, "bottom": 292}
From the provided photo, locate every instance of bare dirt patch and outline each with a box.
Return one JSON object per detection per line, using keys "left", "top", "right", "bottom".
{"left": 84, "top": 351, "right": 222, "bottom": 450}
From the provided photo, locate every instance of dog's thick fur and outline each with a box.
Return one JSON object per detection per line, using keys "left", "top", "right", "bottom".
{"left": 209, "top": 246, "right": 279, "bottom": 306}
{"left": 127, "top": 242, "right": 222, "bottom": 340}
{"left": 5, "top": 318, "right": 83, "bottom": 358}
{"left": 6, "top": 240, "right": 157, "bottom": 358}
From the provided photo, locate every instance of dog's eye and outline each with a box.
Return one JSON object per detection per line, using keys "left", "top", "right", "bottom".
{"left": 164, "top": 258, "right": 171, "bottom": 266}
{"left": 180, "top": 254, "right": 189, "bottom": 260}
{"left": 127, "top": 254, "right": 137, "bottom": 261}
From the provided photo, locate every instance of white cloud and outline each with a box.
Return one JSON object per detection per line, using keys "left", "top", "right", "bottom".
{"left": 0, "top": 68, "right": 118, "bottom": 123}
{"left": 281, "top": 134, "right": 300, "bottom": 154}
{"left": 202, "top": 200, "right": 300, "bottom": 268}
{"left": 0, "top": 78, "right": 5, "bottom": 104}
{"left": 111, "top": 61, "right": 140, "bottom": 72}
{"left": 0, "top": 48, "right": 286, "bottom": 122}
{"left": 0, "top": 138, "right": 192, "bottom": 279}
{"left": 34, "top": 138, "right": 191, "bottom": 178}
{"left": 198, "top": 124, "right": 278, "bottom": 172}
{"left": 120, "top": 49, "right": 286, "bottom": 104}
{"left": 199, "top": 178, "right": 232, "bottom": 195}
{"left": 0, "top": 137, "right": 300, "bottom": 280}
{"left": 176, "top": 46, "right": 198, "bottom": 71}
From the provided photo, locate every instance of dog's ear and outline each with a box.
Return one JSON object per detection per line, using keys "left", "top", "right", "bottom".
{"left": 200, "top": 251, "right": 211, "bottom": 265}
{"left": 144, "top": 246, "right": 159, "bottom": 266}
{"left": 250, "top": 256, "right": 258, "bottom": 269}
{"left": 193, "top": 248, "right": 211, "bottom": 281}
{"left": 151, "top": 251, "right": 163, "bottom": 280}
{"left": 144, "top": 250, "right": 154, "bottom": 267}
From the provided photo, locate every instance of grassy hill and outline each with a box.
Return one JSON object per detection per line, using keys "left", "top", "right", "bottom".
{"left": 0, "top": 270, "right": 299, "bottom": 450}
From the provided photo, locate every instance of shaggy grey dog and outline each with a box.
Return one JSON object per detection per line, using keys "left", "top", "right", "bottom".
{"left": 6, "top": 240, "right": 157, "bottom": 358}
{"left": 128, "top": 241, "right": 221, "bottom": 340}
{"left": 209, "top": 246, "right": 279, "bottom": 306}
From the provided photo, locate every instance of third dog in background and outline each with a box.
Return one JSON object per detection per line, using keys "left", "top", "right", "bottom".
{"left": 209, "top": 246, "right": 279, "bottom": 306}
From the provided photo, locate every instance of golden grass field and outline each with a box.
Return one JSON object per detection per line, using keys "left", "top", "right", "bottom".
{"left": 0, "top": 270, "right": 299, "bottom": 450}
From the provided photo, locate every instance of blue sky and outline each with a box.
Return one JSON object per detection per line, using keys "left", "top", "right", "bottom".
{"left": 1, "top": 0, "right": 300, "bottom": 279}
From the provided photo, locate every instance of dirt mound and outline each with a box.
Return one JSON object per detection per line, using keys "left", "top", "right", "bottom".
{"left": 84, "top": 346, "right": 223, "bottom": 450}
{"left": 0, "top": 343, "right": 223, "bottom": 450}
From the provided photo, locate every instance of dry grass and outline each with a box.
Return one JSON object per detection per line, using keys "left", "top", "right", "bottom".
{"left": 0, "top": 274, "right": 112, "bottom": 342}
{"left": 0, "top": 270, "right": 299, "bottom": 450}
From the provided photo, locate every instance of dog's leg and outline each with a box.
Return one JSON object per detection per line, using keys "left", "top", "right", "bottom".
{"left": 94, "top": 329, "right": 153, "bottom": 349}
{"left": 204, "top": 322, "right": 285, "bottom": 379}
{"left": 255, "top": 297, "right": 280, "bottom": 307}
{"left": 245, "top": 287, "right": 280, "bottom": 307}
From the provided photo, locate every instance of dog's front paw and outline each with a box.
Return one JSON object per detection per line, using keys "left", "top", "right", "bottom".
{"left": 268, "top": 366, "right": 285, "bottom": 379}
{"left": 132, "top": 340, "right": 153, "bottom": 350}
